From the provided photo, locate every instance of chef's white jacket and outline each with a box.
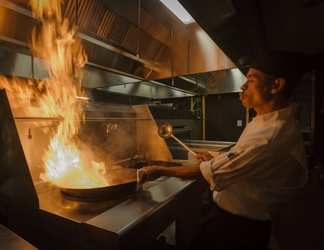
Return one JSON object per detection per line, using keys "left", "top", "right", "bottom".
{"left": 200, "top": 106, "right": 308, "bottom": 221}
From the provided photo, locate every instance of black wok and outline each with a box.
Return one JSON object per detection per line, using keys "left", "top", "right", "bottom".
{"left": 59, "top": 161, "right": 182, "bottom": 202}
{"left": 60, "top": 168, "right": 137, "bottom": 202}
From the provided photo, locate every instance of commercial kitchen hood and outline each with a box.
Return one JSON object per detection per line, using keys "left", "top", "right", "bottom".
{"left": 0, "top": 0, "right": 241, "bottom": 100}
{"left": 2, "top": 0, "right": 322, "bottom": 100}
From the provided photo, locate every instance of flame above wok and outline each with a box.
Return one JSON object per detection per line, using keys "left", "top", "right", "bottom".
{"left": 0, "top": 0, "right": 109, "bottom": 189}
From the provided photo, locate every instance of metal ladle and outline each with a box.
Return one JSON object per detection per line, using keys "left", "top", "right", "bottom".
{"left": 158, "top": 122, "right": 197, "bottom": 157}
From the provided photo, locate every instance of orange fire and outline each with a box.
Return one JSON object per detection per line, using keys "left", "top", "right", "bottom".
{"left": 0, "top": 0, "right": 108, "bottom": 188}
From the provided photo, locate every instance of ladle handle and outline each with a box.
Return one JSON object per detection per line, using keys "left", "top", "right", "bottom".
{"left": 171, "top": 135, "right": 197, "bottom": 157}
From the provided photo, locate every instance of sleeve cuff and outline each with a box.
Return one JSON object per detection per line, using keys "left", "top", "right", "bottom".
{"left": 200, "top": 161, "right": 216, "bottom": 190}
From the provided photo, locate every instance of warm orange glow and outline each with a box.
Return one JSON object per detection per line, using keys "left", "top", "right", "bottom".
{"left": 0, "top": 75, "right": 38, "bottom": 108}
{"left": 40, "top": 126, "right": 107, "bottom": 189}
{"left": 0, "top": 0, "right": 108, "bottom": 188}
{"left": 30, "top": 0, "right": 108, "bottom": 188}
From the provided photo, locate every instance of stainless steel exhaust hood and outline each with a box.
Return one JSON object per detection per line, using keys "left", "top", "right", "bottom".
{"left": 0, "top": 0, "right": 240, "bottom": 100}
{"left": 2, "top": 0, "right": 323, "bottom": 99}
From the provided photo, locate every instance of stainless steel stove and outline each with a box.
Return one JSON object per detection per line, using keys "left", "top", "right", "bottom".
{"left": 0, "top": 89, "right": 207, "bottom": 249}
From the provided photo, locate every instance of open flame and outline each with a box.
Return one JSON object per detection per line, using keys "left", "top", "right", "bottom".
{"left": 0, "top": 0, "right": 108, "bottom": 188}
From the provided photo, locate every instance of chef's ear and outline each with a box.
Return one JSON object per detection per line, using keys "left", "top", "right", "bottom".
{"left": 271, "top": 78, "right": 286, "bottom": 94}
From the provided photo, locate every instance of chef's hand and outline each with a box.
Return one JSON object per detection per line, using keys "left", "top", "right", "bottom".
{"left": 141, "top": 166, "right": 162, "bottom": 183}
{"left": 195, "top": 151, "right": 213, "bottom": 162}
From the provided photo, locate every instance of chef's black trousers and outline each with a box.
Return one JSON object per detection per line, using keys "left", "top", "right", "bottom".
{"left": 187, "top": 203, "right": 271, "bottom": 250}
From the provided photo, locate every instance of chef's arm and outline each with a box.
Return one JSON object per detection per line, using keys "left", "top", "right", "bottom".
{"left": 142, "top": 165, "right": 203, "bottom": 182}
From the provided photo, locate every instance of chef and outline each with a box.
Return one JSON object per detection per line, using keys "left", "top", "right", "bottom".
{"left": 141, "top": 50, "right": 308, "bottom": 250}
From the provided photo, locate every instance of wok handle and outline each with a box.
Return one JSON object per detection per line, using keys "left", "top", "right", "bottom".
{"left": 170, "top": 134, "right": 197, "bottom": 157}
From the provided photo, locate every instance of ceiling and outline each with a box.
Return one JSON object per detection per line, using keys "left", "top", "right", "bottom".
{"left": 179, "top": 0, "right": 324, "bottom": 66}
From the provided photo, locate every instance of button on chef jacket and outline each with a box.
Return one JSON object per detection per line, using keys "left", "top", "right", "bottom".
{"left": 200, "top": 106, "right": 308, "bottom": 221}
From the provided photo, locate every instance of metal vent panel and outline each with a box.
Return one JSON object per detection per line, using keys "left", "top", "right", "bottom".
{"left": 62, "top": 0, "right": 163, "bottom": 62}
{"left": 79, "top": 0, "right": 106, "bottom": 32}
{"left": 97, "top": 10, "right": 117, "bottom": 38}
{"left": 122, "top": 24, "right": 138, "bottom": 52}
{"left": 108, "top": 16, "right": 131, "bottom": 45}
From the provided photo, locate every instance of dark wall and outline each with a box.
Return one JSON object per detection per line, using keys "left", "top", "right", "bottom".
{"left": 205, "top": 93, "right": 246, "bottom": 142}
{"left": 158, "top": 93, "right": 246, "bottom": 142}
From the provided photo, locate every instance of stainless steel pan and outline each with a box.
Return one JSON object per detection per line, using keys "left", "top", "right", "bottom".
{"left": 59, "top": 161, "right": 182, "bottom": 201}
{"left": 59, "top": 168, "right": 137, "bottom": 202}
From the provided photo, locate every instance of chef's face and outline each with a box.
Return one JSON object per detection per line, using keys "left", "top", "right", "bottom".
{"left": 239, "top": 68, "right": 276, "bottom": 110}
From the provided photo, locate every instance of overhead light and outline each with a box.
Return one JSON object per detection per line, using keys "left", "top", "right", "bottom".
{"left": 160, "top": 0, "right": 195, "bottom": 25}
